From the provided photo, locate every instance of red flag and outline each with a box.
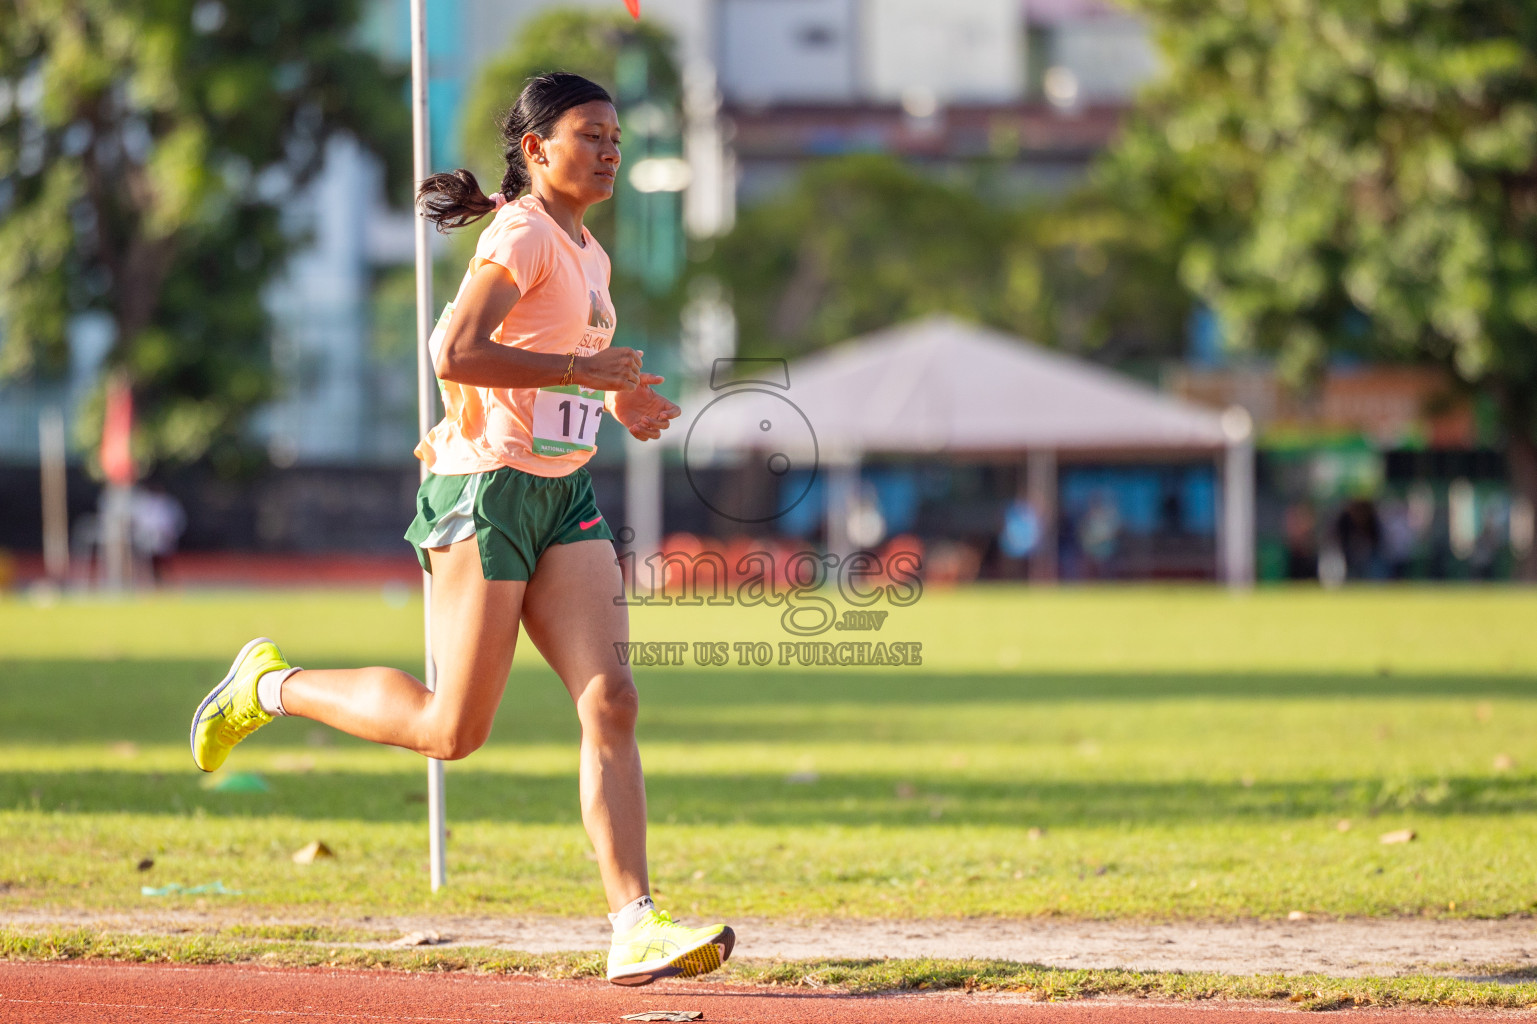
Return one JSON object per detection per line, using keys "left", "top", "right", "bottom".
{"left": 101, "top": 372, "right": 135, "bottom": 486}
{"left": 624, "top": 0, "right": 639, "bottom": 18}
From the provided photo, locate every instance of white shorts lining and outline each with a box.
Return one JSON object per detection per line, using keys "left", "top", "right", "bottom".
{"left": 417, "top": 473, "right": 480, "bottom": 551}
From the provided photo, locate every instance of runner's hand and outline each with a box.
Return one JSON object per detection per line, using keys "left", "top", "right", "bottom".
{"left": 613, "top": 377, "right": 680, "bottom": 441}
{"left": 576, "top": 347, "right": 645, "bottom": 391}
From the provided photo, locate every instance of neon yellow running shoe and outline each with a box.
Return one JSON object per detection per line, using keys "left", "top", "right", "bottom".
{"left": 607, "top": 909, "right": 735, "bottom": 986}
{"left": 190, "top": 637, "right": 285, "bottom": 772}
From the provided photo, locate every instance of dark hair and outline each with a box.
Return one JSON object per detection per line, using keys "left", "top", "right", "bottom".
{"left": 416, "top": 72, "right": 613, "bottom": 232}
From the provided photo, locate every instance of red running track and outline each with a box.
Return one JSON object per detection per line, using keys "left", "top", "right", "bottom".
{"left": 0, "top": 961, "right": 1487, "bottom": 1024}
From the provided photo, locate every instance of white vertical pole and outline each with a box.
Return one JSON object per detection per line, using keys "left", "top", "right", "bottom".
{"left": 625, "top": 435, "right": 664, "bottom": 592}
{"left": 39, "top": 407, "right": 70, "bottom": 583}
{"left": 1220, "top": 406, "right": 1256, "bottom": 589}
{"left": 409, "top": 0, "right": 446, "bottom": 892}
{"left": 101, "top": 485, "right": 132, "bottom": 591}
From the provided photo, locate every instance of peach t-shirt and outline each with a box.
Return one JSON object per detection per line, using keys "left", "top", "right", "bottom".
{"left": 415, "top": 194, "right": 617, "bottom": 478}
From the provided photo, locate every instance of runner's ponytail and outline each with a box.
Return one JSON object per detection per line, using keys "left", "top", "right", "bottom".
{"left": 416, "top": 72, "right": 612, "bottom": 233}
{"left": 416, "top": 168, "right": 499, "bottom": 232}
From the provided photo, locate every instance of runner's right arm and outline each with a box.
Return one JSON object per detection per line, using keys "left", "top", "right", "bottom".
{"left": 435, "top": 262, "right": 647, "bottom": 392}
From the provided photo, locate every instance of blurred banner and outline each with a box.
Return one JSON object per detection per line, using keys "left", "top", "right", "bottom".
{"left": 101, "top": 373, "right": 135, "bottom": 488}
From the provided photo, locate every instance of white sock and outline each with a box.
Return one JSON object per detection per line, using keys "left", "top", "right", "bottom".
{"left": 608, "top": 894, "right": 655, "bottom": 933}
{"left": 256, "top": 667, "right": 300, "bottom": 716}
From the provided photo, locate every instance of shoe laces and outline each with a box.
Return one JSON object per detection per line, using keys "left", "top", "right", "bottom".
{"left": 645, "top": 909, "right": 687, "bottom": 933}
{"left": 218, "top": 706, "right": 268, "bottom": 746}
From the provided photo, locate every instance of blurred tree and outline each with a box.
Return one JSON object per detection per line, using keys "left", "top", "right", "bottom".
{"left": 709, "top": 153, "right": 1188, "bottom": 364}
{"left": 460, "top": 8, "right": 677, "bottom": 187}
{"left": 1104, "top": 0, "right": 1537, "bottom": 572}
{"left": 0, "top": 0, "right": 409, "bottom": 472}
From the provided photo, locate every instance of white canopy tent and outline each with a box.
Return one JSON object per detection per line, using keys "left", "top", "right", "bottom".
{"left": 650, "top": 315, "right": 1254, "bottom": 585}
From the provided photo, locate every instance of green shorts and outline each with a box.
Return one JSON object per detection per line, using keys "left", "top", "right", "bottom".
{"left": 404, "top": 465, "right": 615, "bottom": 581}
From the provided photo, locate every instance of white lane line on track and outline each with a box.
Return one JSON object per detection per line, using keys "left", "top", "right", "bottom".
{"left": 0, "top": 998, "right": 606, "bottom": 1024}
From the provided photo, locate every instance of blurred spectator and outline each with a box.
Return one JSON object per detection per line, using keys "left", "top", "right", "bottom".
{"left": 992, "top": 497, "right": 1041, "bottom": 581}
{"left": 1058, "top": 500, "right": 1083, "bottom": 581}
{"left": 1283, "top": 502, "right": 1318, "bottom": 581}
{"left": 1000, "top": 497, "right": 1041, "bottom": 555}
{"left": 1379, "top": 497, "right": 1415, "bottom": 580}
{"left": 1080, "top": 491, "right": 1121, "bottom": 578}
{"left": 1334, "top": 498, "right": 1383, "bottom": 581}
{"left": 131, "top": 484, "right": 186, "bottom": 585}
{"left": 1471, "top": 502, "right": 1506, "bottom": 581}
{"left": 1159, "top": 482, "right": 1185, "bottom": 536}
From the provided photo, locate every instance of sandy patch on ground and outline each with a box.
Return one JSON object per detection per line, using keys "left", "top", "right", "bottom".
{"left": 6, "top": 908, "right": 1535, "bottom": 978}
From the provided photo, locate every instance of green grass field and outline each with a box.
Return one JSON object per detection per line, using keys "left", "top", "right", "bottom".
{"left": 2, "top": 586, "right": 1536, "bottom": 922}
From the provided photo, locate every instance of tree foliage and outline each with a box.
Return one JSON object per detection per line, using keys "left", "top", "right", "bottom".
{"left": 0, "top": 0, "right": 409, "bottom": 470}
{"left": 1102, "top": 0, "right": 1537, "bottom": 515}
{"left": 710, "top": 154, "right": 1188, "bottom": 363}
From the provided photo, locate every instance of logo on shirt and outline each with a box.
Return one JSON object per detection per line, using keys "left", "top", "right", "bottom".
{"left": 588, "top": 290, "right": 615, "bottom": 331}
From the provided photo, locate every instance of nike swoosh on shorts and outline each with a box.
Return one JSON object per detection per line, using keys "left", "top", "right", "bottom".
{"left": 579, "top": 515, "right": 604, "bottom": 530}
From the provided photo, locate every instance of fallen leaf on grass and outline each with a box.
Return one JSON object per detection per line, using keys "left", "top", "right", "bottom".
{"left": 292, "top": 840, "right": 334, "bottom": 864}
{"left": 390, "top": 930, "right": 447, "bottom": 947}
{"left": 1379, "top": 828, "right": 1416, "bottom": 845}
{"left": 136, "top": 858, "right": 154, "bottom": 872}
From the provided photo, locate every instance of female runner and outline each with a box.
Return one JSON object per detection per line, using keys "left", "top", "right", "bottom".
{"left": 189, "top": 71, "right": 734, "bottom": 986}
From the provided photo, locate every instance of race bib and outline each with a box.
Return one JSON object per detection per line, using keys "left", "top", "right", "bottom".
{"left": 531, "top": 385, "right": 605, "bottom": 456}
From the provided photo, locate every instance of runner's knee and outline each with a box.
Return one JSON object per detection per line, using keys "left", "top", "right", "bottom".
{"left": 577, "top": 673, "right": 638, "bottom": 736}
{"left": 420, "top": 714, "right": 492, "bottom": 761}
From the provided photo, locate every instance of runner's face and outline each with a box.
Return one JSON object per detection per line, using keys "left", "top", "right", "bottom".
{"left": 527, "top": 101, "right": 621, "bottom": 207}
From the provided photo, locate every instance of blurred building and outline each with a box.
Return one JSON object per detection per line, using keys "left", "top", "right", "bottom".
{"left": 226, "top": 0, "right": 1166, "bottom": 468}
{"left": 0, "top": 0, "right": 1159, "bottom": 468}
{"left": 1, "top": 0, "right": 1172, "bottom": 571}
{"left": 718, "top": 0, "right": 1156, "bottom": 197}
{"left": 3, "top": 1, "right": 1520, "bottom": 583}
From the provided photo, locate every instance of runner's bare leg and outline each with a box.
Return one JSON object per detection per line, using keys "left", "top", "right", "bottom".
{"left": 280, "top": 539, "right": 524, "bottom": 760}
{"left": 520, "top": 537, "right": 649, "bottom": 912}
